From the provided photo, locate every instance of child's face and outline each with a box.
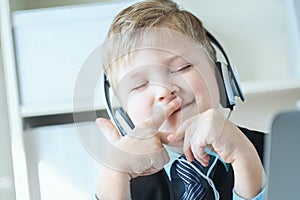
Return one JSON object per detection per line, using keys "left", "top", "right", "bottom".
{"left": 113, "top": 34, "right": 220, "bottom": 132}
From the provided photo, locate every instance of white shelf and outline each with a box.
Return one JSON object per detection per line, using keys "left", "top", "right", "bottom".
{"left": 242, "top": 79, "right": 300, "bottom": 95}
{"left": 21, "top": 103, "right": 105, "bottom": 117}
{"left": 20, "top": 79, "right": 300, "bottom": 118}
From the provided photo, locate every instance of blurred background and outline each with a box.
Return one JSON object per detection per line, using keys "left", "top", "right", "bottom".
{"left": 1, "top": 0, "right": 300, "bottom": 199}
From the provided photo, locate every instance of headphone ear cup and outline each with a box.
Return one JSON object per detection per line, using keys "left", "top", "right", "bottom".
{"left": 116, "top": 108, "right": 135, "bottom": 129}
{"left": 215, "top": 61, "right": 246, "bottom": 110}
{"left": 230, "top": 65, "right": 246, "bottom": 102}
{"left": 215, "top": 62, "right": 230, "bottom": 108}
{"left": 115, "top": 108, "right": 135, "bottom": 136}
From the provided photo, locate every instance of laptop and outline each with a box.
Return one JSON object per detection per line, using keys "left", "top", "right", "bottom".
{"left": 264, "top": 110, "right": 300, "bottom": 200}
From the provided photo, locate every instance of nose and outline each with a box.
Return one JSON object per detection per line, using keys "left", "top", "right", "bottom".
{"left": 155, "top": 84, "right": 179, "bottom": 103}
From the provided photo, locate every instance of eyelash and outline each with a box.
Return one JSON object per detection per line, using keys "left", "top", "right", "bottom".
{"left": 174, "top": 64, "right": 193, "bottom": 73}
{"left": 130, "top": 65, "right": 192, "bottom": 91}
{"left": 131, "top": 82, "right": 148, "bottom": 91}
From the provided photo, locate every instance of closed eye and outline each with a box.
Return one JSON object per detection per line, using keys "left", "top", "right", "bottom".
{"left": 173, "top": 65, "right": 193, "bottom": 73}
{"left": 131, "top": 82, "right": 149, "bottom": 91}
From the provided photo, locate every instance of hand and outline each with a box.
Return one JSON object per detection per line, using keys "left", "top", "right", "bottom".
{"left": 167, "top": 108, "right": 249, "bottom": 166}
{"left": 96, "top": 96, "right": 182, "bottom": 177}
{"left": 167, "top": 108, "right": 265, "bottom": 198}
{"left": 95, "top": 97, "right": 182, "bottom": 200}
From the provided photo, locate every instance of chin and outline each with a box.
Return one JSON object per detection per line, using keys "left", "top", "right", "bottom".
{"left": 159, "top": 102, "right": 200, "bottom": 132}
{"left": 159, "top": 111, "right": 187, "bottom": 132}
{"left": 158, "top": 113, "right": 181, "bottom": 132}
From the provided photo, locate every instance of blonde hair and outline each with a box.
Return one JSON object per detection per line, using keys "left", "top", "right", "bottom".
{"left": 102, "top": 0, "right": 216, "bottom": 85}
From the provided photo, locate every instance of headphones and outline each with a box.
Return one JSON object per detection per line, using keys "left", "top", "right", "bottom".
{"left": 103, "top": 30, "right": 245, "bottom": 136}
{"left": 205, "top": 30, "right": 245, "bottom": 110}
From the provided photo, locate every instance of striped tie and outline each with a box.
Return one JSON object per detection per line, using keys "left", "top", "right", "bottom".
{"left": 173, "top": 157, "right": 207, "bottom": 200}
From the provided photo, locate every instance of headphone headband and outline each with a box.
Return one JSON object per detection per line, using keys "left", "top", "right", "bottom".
{"left": 205, "top": 30, "right": 231, "bottom": 66}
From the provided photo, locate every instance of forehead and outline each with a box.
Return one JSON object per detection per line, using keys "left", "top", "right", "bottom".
{"left": 122, "top": 48, "right": 185, "bottom": 71}
{"left": 105, "top": 28, "right": 214, "bottom": 85}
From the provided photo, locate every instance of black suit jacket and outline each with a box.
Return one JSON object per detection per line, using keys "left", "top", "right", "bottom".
{"left": 130, "top": 127, "right": 265, "bottom": 200}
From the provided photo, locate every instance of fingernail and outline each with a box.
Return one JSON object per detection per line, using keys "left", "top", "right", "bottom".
{"left": 167, "top": 133, "right": 175, "bottom": 141}
{"left": 176, "top": 96, "right": 182, "bottom": 104}
{"left": 95, "top": 118, "right": 105, "bottom": 129}
{"left": 95, "top": 119, "right": 101, "bottom": 126}
{"left": 185, "top": 154, "right": 192, "bottom": 162}
{"left": 202, "top": 160, "right": 209, "bottom": 167}
{"left": 203, "top": 155, "right": 210, "bottom": 162}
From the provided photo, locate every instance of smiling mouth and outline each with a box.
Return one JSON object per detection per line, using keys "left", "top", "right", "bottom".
{"left": 171, "top": 107, "right": 181, "bottom": 116}
{"left": 170, "top": 100, "right": 193, "bottom": 117}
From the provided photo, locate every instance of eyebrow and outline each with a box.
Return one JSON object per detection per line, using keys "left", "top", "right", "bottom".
{"left": 128, "top": 71, "right": 145, "bottom": 80}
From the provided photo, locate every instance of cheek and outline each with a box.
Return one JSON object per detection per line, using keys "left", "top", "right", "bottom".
{"left": 126, "top": 93, "right": 152, "bottom": 125}
{"left": 192, "top": 80, "right": 211, "bottom": 107}
{"left": 186, "top": 72, "right": 219, "bottom": 110}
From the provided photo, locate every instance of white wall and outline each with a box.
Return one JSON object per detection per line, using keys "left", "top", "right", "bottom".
{"left": 177, "top": 0, "right": 294, "bottom": 82}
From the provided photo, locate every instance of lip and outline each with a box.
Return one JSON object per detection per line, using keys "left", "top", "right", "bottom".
{"left": 171, "top": 100, "right": 193, "bottom": 116}
{"left": 171, "top": 107, "right": 181, "bottom": 116}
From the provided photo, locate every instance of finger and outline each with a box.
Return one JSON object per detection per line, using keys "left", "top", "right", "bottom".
{"left": 166, "top": 131, "right": 184, "bottom": 144}
{"left": 162, "top": 96, "right": 183, "bottom": 118}
{"left": 166, "top": 117, "right": 193, "bottom": 145}
{"left": 95, "top": 118, "right": 121, "bottom": 142}
{"left": 184, "top": 146, "right": 194, "bottom": 162}
{"left": 171, "top": 117, "right": 195, "bottom": 143}
{"left": 158, "top": 131, "right": 175, "bottom": 144}
{"left": 192, "top": 146, "right": 209, "bottom": 167}
{"left": 182, "top": 129, "right": 191, "bottom": 154}
{"left": 138, "top": 96, "right": 182, "bottom": 129}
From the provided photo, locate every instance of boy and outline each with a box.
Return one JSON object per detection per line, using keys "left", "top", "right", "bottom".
{"left": 95, "top": 0, "right": 265, "bottom": 199}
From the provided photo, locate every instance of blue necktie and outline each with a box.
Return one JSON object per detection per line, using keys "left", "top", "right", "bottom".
{"left": 172, "top": 157, "right": 207, "bottom": 200}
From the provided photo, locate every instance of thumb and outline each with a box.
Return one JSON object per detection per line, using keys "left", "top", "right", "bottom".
{"left": 158, "top": 131, "right": 175, "bottom": 144}
{"left": 169, "top": 116, "right": 195, "bottom": 143}
{"left": 95, "top": 118, "right": 121, "bottom": 143}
